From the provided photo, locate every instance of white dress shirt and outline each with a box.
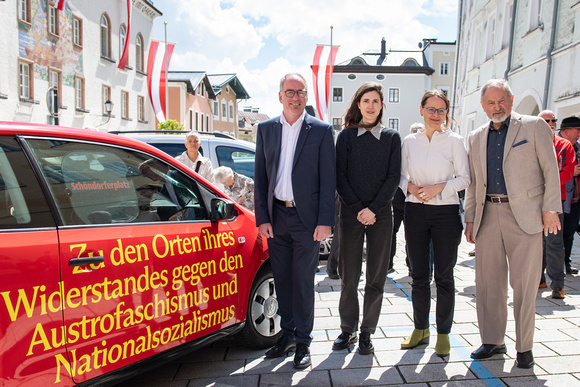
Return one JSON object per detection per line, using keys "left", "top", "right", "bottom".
{"left": 400, "top": 128, "right": 470, "bottom": 205}
{"left": 176, "top": 151, "right": 214, "bottom": 183}
{"left": 274, "top": 110, "right": 305, "bottom": 201}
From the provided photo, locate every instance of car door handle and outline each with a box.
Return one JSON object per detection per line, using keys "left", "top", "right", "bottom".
{"left": 69, "top": 256, "right": 105, "bottom": 266}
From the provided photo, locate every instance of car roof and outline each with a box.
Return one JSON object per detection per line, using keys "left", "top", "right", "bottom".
{"left": 0, "top": 121, "right": 179, "bottom": 164}
{"left": 113, "top": 130, "right": 256, "bottom": 149}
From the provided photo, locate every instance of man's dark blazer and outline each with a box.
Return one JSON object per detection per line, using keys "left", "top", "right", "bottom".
{"left": 254, "top": 113, "right": 336, "bottom": 232}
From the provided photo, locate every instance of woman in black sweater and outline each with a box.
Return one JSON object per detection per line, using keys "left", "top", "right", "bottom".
{"left": 331, "top": 82, "right": 401, "bottom": 354}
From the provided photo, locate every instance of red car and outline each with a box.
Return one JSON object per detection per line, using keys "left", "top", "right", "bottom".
{"left": 0, "top": 122, "right": 281, "bottom": 386}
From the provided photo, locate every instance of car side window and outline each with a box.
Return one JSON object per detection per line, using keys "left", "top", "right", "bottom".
{"left": 25, "top": 138, "right": 210, "bottom": 225}
{"left": 0, "top": 136, "right": 55, "bottom": 229}
{"left": 215, "top": 146, "right": 255, "bottom": 179}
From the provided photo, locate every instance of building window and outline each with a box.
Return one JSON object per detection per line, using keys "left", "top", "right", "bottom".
{"left": 221, "top": 100, "right": 226, "bottom": 120}
{"left": 47, "top": 5, "right": 59, "bottom": 36}
{"left": 100, "top": 14, "right": 111, "bottom": 58}
{"left": 102, "top": 85, "right": 110, "bottom": 115}
{"left": 138, "top": 96, "right": 145, "bottom": 122}
{"left": 376, "top": 74, "right": 385, "bottom": 80}
{"left": 439, "top": 86, "right": 450, "bottom": 98}
{"left": 528, "top": 0, "right": 542, "bottom": 31}
{"left": 73, "top": 16, "right": 83, "bottom": 47}
{"left": 195, "top": 111, "right": 199, "bottom": 131}
{"left": 18, "top": 0, "right": 31, "bottom": 24}
{"left": 229, "top": 103, "right": 234, "bottom": 121}
{"left": 439, "top": 62, "right": 450, "bottom": 76}
{"left": 502, "top": 1, "right": 514, "bottom": 49}
{"left": 388, "top": 88, "right": 400, "bottom": 103}
{"left": 19, "top": 61, "right": 32, "bottom": 99}
{"left": 119, "top": 24, "right": 127, "bottom": 61}
{"left": 332, "top": 117, "right": 342, "bottom": 131}
{"left": 206, "top": 116, "right": 209, "bottom": 132}
{"left": 347, "top": 74, "right": 357, "bottom": 80}
{"left": 471, "top": 24, "right": 483, "bottom": 68}
{"left": 388, "top": 118, "right": 399, "bottom": 131}
{"left": 49, "top": 69, "right": 61, "bottom": 105}
{"left": 121, "top": 91, "right": 129, "bottom": 119}
{"left": 333, "top": 88, "right": 343, "bottom": 102}
{"left": 213, "top": 101, "right": 219, "bottom": 117}
{"left": 135, "top": 34, "right": 144, "bottom": 72}
{"left": 75, "top": 76, "right": 85, "bottom": 110}
{"left": 403, "top": 59, "right": 419, "bottom": 66}
{"left": 486, "top": 13, "right": 496, "bottom": 60}
{"left": 200, "top": 113, "right": 204, "bottom": 131}
{"left": 189, "top": 110, "right": 193, "bottom": 130}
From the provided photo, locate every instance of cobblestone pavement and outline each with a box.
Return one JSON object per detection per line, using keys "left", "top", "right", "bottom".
{"left": 119, "top": 230, "right": 580, "bottom": 386}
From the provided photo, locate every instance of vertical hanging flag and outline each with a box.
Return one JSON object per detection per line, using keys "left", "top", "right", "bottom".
{"left": 117, "top": 0, "right": 132, "bottom": 70}
{"left": 312, "top": 44, "right": 339, "bottom": 122}
{"left": 56, "top": 0, "right": 65, "bottom": 10}
{"left": 147, "top": 41, "right": 175, "bottom": 123}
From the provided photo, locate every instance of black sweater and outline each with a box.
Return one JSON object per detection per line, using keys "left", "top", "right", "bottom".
{"left": 336, "top": 127, "right": 401, "bottom": 214}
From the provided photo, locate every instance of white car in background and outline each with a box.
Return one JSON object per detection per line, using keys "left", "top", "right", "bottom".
{"left": 110, "top": 130, "right": 256, "bottom": 180}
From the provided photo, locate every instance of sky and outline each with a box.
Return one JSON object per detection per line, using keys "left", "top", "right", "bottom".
{"left": 151, "top": 0, "right": 458, "bottom": 119}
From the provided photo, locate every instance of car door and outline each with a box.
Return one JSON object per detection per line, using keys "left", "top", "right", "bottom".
{"left": 24, "top": 137, "right": 242, "bottom": 384}
{"left": 0, "top": 136, "right": 66, "bottom": 385}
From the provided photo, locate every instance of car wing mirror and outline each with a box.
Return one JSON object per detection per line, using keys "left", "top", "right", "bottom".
{"left": 210, "top": 198, "right": 235, "bottom": 221}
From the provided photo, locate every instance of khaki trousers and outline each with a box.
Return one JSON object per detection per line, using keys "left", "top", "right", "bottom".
{"left": 475, "top": 201, "right": 542, "bottom": 352}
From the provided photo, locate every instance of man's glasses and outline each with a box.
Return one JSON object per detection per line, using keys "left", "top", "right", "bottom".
{"left": 282, "top": 90, "right": 307, "bottom": 98}
{"left": 546, "top": 119, "right": 558, "bottom": 123}
{"left": 424, "top": 107, "right": 448, "bottom": 115}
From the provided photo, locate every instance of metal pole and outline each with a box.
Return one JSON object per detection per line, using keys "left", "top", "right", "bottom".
{"left": 329, "top": 26, "right": 333, "bottom": 127}
{"left": 164, "top": 21, "right": 168, "bottom": 122}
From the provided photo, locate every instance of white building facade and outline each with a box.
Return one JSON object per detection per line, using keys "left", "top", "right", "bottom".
{"left": 453, "top": 0, "right": 580, "bottom": 136}
{"left": 329, "top": 38, "right": 456, "bottom": 139}
{"left": 0, "top": 0, "right": 161, "bottom": 131}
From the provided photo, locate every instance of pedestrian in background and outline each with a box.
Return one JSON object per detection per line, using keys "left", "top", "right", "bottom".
{"left": 213, "top": 166, "right": 255, "bottom": 211}
{"left": 175, "top": 132, "right": 214, "bottom": 183}
{"left": 332, "top": 82, "right": 401, "bottom": 355}
{"left": 400, "top": 89, "right": 470, "bottom": 357}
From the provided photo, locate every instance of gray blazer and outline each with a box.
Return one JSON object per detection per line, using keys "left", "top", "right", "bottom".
{"left": 464, "top": 111, "right": 561, "bottom": 236}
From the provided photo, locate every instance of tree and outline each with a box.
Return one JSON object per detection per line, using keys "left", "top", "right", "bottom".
{"left": 158, "top": 119, "right": 184, "bottom": 131}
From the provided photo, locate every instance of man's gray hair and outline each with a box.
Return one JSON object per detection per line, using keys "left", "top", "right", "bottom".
{"left": 481, "top": 79, "right": 513, "bottom": 101}
{"left": 213, "top": 166, "right": 234, "bottom": 184}
{"left": 410, "top": 122, "right": 424, "bottom": 134}
{"left": 279, "top": 73, "right": 308, "bottom": 91}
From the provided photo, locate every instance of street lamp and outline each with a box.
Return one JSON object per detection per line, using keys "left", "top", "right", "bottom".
{"left": 104, "top": 99, "right": 114, "bottom": 116}
{"left": 97, "top": 99, "right": 114, "bottom": 128}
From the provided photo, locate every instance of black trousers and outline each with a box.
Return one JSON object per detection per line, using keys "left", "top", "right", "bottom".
{"left": 268, "top": 202, "right": 320, "bottom": 346}
{"left": 338, "top": 203, "right": 393, "bottom": 334}
{"left": 404, "top": 203, "right": 462, "bottom": 334}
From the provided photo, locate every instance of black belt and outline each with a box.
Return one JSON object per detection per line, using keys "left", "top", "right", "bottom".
{"left": 486, "top": 195, "right": 509, "bottom": 203}
{"left": 274, "top": 198, "right": 296, "bottom": 207}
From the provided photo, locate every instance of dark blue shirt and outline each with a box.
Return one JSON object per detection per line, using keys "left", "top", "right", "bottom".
{"left": 486, "top": 117, "right": 510, "bottom": 195}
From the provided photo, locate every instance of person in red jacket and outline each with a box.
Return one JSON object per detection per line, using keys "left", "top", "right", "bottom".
{"left": 538, "top": 110, "right": 576, "bottom": 298}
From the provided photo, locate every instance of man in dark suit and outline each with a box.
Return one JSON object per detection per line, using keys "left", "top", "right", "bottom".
{"left": 254, "top": 73, "right": 335, "bottom": 369}
{"left": 464, "top": 79, "right": 561, "bottom": 369}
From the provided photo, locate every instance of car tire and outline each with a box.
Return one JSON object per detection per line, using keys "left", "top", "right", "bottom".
{"left": 237, "top": 265, "right": 282, "bottom": 349}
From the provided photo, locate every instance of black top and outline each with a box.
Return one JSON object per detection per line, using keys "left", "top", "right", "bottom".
{"left": 336, "top": 127, "right": 401, "bottom": 214}
{"left": 486, "top": 118, "right": 510, "bottom": 195}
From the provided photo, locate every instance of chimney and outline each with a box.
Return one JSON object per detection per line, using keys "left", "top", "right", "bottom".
{"left": 377, "top": 38, "right": 387, "bottom": 65}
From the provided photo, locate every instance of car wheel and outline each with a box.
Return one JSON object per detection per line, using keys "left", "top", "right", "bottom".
{"left": 237, "top": 265, "right": 282, "bottom": 348}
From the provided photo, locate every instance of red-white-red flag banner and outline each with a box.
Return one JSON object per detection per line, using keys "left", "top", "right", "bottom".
{"left": 117, "top": 0, "right": 132, "bottom": 70}
{"left": 57, "top": 0, "right": 65, "bottom": 10}
{"left": 147, "top": 41, "right": 175, "bottom": 123}
{"left": 312, "top": 44, "right": 339, "bottom": 122}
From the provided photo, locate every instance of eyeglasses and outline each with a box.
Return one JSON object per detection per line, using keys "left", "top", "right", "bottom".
{"left": 546, "top": 119, "right": 558, "bottom": 123}
{"left": 424, "top": 107, "right": 448, "bottom": 115}
{"left": 282, "top": 89, "right": 307, "bottom": 98}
